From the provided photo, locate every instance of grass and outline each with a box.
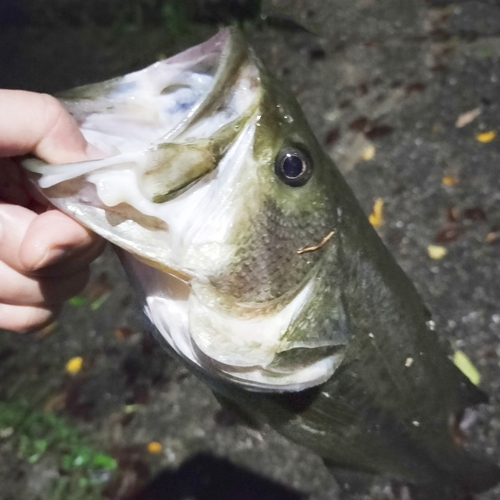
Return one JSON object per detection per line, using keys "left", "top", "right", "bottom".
{"left": 0, "top": 399, "right": 116, "bottom": 499}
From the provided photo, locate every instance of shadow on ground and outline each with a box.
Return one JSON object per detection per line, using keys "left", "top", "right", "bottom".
{"left": 127, "top": 453, "right": 305, "bottom": 500}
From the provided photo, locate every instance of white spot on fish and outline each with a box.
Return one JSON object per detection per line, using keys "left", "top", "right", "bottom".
{"left": 300, "top": 423, "right": 326, "bottom": 436}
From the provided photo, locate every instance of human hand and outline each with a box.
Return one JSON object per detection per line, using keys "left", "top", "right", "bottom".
{"left": 0, "top": 90, "right": 105, "bottom": 332}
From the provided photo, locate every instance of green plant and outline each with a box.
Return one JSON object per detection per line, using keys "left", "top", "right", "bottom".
{"left": 0, "top": 400, "right": 117, "bottom": 499}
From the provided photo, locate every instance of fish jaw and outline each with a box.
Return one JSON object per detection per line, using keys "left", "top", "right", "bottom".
{"left": 23, "top": 27, "right": 263, "bottom": 276}
{"left": 121, "top": 251, "right": 344, "bottom": 392}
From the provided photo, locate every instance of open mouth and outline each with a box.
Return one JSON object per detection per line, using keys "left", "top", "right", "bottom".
{"left": 23, "top": 28, "right": 261, "bottom": 274}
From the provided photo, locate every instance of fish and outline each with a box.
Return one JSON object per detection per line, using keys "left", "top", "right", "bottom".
{"left": 23, "top": 28, "right": 500, "bottom": 498}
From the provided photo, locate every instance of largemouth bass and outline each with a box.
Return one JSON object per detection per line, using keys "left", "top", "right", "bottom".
{"left": 23, "top": 28, "right": 500, "bottom": 498}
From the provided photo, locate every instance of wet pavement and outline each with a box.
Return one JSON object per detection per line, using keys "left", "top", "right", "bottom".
{"left": 0, "top": 0, "right": 500, "bottom": 499}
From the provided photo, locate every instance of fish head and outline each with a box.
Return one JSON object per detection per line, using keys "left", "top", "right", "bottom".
{"left": 23, "top": 28, "right": 349, "bottom": 391}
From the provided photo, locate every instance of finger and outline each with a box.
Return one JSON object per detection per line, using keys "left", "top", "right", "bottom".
{"left": 0, "top": 90, "right": 92, "bottom": 163}
{"left": 0, "top": 302, "right": 59, "bottom": 333}
{"left": 0, "top": 203, "right": 37, "bottom": 271}
{"left": 0, "top": 259, "right": 90, "bottom": 306}
{"left": 0, "top": 204, "right": 104, "bottom": 277}
{"left": 18, "top": 210, "right": 105, "bottom": 276}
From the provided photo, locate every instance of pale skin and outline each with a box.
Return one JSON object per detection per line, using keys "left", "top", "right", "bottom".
{"left": 0, "top": 90, "right": 105, "bottom": 333}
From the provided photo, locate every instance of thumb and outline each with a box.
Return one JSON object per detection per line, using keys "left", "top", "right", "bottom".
{"left": 0, "top": 89, "right": 101, "bottom": 164}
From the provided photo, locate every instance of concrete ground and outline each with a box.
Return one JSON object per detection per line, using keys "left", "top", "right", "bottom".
{"left": 0, "top": 0, "right": 500, "bottom": 498}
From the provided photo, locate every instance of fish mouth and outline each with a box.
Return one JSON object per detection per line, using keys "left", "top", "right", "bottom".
{"left": 23, "top": 29, "right": 346, "bottom": 392}
{"left": 23, "top": 28, "right": 261, "bottom": 274}
{"left": 25, "top": 28, "right": 257, "bottom": 198}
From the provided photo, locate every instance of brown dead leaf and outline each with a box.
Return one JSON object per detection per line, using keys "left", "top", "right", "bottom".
{"left": 447, "top": 206, "right": 460, "bottom": 223}
{"left": 405, "top": 82, "right": 427, "bottom": 97}
{"left": 324, "top": 128, "right": 340, "bottom": 145}
{"left": 435, "top": 224, "right": 462, "bottom": 244}
{"left": 43, "top": 392, "right": 66, "bottom": 413}
{"left": 463, "top": 207, "right": 487, "bottom": 221}
{"left": 86, "top": 272, "right": 113, "bottom": 302}
{"left": 114, "top": 327, "right": 134, "bottom": 340}
{"left": 34, "top": 321, "right": 58, "bottom": 339}
{"left": 485, "top": 232, "right": 500, "bottom": 244}
{"left": 455, "top": 108, "right": 481, "bottom": 128}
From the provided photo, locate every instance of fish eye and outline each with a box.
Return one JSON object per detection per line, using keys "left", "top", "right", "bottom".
{"left": 275, "top": 147, "right": 312, "bottom": 187}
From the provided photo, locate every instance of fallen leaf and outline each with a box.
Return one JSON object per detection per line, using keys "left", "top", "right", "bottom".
{"left": 309, "top": 47, "right": 326, "bottom": 60}
{"left": 455, "top": 108, "right": 481, "bottom": 128}
{"left": 463, "top": 207, "right": 486, "bottom": 221}
{"left": 405, "top": 82, "right": 427, "bottom": 97}
{"left": 361, "top": 144, "right": 376, "bottom": 161}
{"left": 447, "top": 206, "right": 460, "bottom": 222}
{"left": 453, "top": 350, "right": 481, "bottom": 386}
{"left": 369, "top": 198, "right": 384, "bottom": 227}
{"left": 114, "top": 327, "right": 134, "bottom": 340}
{"left": 365, "top": 124, "right": 394, "bottom": 140}
{"left": 435, "top": 224, "right": 462, "bottom": 244}
{"left": 324, "top": 128, "right": 340, "bottom": 145}
{"left": 354, "top": 83, "right": 369, "bottom": 97}
{"left": 363, "top": 40, "right": 381, "bottom": 48}
{"left": 43, "top": 392, "right": 66, "bottom": 413}
{"left": 476, "top": 130, "right": 496, "bottom": 143}
{"left": 66, "top": 356, "right": 83, "bottom": 375}
{"left": 34, "top": 321, "right": 58, "bottom": 339}
{"left": 349, "top": 116, "right": 370, "bottom": 132}
{"left": 485, "top": 232, "right": 500, "bottom": 244}
{"left": 442, "top": 175, "right": 459, "bottom": 186}
{"left": 427, "top": 245, "right": 447, "bottom": 259}
{"left": 147, "top": 442, "right": 162, "bottom": 454}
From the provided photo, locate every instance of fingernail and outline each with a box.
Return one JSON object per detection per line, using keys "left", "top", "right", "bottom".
{"left": 35, "top": 245, "right": 69, "bottom": 269}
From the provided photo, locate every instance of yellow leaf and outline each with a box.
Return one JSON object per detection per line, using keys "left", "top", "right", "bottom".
{"left": 427, "top": 245, "right": 447, "bottom": 260}
{"left": 442, "top": 175, "right": 459, "bottom": 186}
{"left": 453, "top": 350, "right": 481, "bottom": 386}
{"left": 65, "top": 356, "right": 83, "bottom": 374}
{"left": 147, "top": 441, "right": 162, "bottom": 454}
{"left": 476, "top": 130, "right": 496, "bottom": 143}
{"left": 361, "top": 144, "right": 376, "bottom": 161}
{"left": 369, "top": 198, "right": 384, "bottom": 227}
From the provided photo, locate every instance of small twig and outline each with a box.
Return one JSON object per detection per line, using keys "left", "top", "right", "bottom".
{"left": 297, "top": 231, "right": 335, "bottom": 255}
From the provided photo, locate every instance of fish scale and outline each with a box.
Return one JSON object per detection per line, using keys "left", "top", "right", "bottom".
{"left": 22, "top": 28, "right": 500, "bottom": 498}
